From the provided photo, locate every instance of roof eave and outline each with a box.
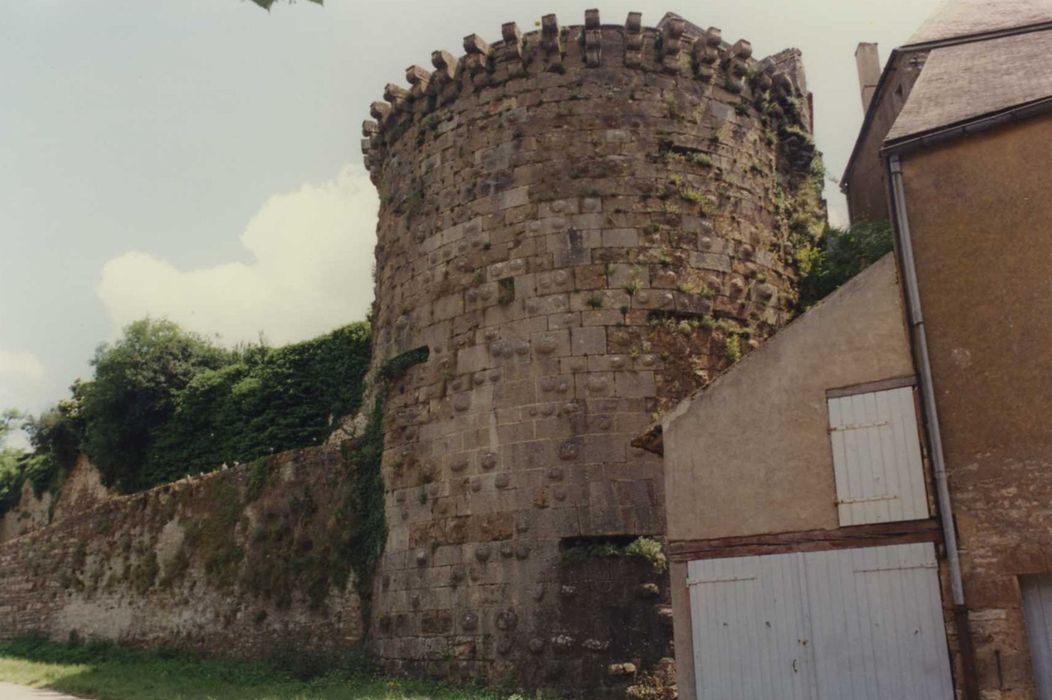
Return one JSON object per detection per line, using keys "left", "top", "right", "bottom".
{"left": 882, "top": 95, "right": 1052, "bottom": 158}
{"left": 901, "top": 19, "right": 1052, "bottom": 52}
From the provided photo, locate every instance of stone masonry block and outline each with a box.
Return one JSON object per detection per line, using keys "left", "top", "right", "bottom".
{"left": 614, "top": 371, "right": 657, "bottom": 398}
{"left": 602, "top": 228, "right": 640, "bottom": 248}
{"left": 497, "top": 186, "right": 530, "bottom": 210}
{"left": 361, "top": 14, "right": 828, "bottom": 696}
{"left": 571, "top": 326, "right": 607, "bottom": 356}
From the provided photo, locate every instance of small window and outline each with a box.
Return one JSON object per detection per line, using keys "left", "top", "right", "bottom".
{"left": 827, "top": 384, "right": 929, "bottom": 526}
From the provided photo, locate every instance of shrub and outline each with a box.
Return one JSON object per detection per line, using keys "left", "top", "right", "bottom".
{"left": 13, "top": 319, "right": 372, "bottom": 495}
{"left": 143, "top": 323, "right": 371, "bottom": 488}
{"left": 797, "top": 220, "right": 893, "bottom": 311}
{"left": 80, "top": 319, "right": 234, "bottom": 491}
{"left": 623, "top": 537, "right": 668, "bottom": 573}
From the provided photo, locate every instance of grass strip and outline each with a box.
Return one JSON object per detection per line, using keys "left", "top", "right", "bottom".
{"left": 0, "top": 637, "right": 531, "bottom": 700}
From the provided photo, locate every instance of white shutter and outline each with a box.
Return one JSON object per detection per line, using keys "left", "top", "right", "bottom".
{"left": 827, "top": 386, "right": 929, "bottom": 525}
{"left": 1022, "top": 574, "right": 1052, "bottom": 700}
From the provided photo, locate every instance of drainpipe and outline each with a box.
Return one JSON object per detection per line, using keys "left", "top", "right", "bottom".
{"left": 887, "top": 154, "right": 980, "bottom": 700}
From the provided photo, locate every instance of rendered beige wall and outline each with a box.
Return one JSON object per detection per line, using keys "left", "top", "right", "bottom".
{"left": 662, "top": 254, "right": 915, "bottom": 542}
{"left": 901, "top": 114, "right": 1052, "bottom": 699}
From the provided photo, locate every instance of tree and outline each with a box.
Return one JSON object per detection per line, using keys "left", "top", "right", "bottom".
{"left": 80, "top": 319, "right": 233, "bottom": 491}
{"left": 0, "top": 410, "right": 27, "bottom": 514}
{"left": 0, "top": 409, "right": 22, "bottom": 444}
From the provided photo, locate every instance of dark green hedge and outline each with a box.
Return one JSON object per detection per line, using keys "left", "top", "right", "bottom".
{"left": 6, "top": 321, "right": 373, "bottom": 501}
{"left": 0, "top": 403, "right": 84, "bottom": 517}
{"left": 140, "top": 323, "right": 371, "bottom": 488}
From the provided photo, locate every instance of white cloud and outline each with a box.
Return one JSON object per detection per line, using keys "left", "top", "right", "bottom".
{"left": 0, "top": 350, "right": 48, "bottom": 436}
{"left": 97, "top": 164, "right": 378, "bottom": 347}
{"left": 0, "top": 350, "right": 45, "bottom": 383}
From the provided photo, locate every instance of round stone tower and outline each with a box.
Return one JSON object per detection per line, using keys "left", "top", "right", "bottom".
{"left": 360, "top": 10, "right": 823, "bottom": 697}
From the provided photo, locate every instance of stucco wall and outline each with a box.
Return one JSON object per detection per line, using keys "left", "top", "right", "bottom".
{"left": 900, "top": 113, "right": 1052, "bottom": 699}
{"left": 0, "top": 446, "right": 363, "bottom": 661}
{"left": 662, "top": 253, "right": 915, "bottom": 542}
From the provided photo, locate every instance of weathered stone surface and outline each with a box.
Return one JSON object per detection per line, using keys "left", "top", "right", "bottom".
{"left": 362, "top": 10, "right": 823, "bottom": 697}
{"left": 0, "top": 447, "right": 365, "bottom": 660}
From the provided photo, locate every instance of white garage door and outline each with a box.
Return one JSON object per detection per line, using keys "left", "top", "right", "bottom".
{"left": 1022, "top": 574, "right": 1052, "bottom": 700}
{"left": 688, "top": 543, "right": 954, "bottom": 700}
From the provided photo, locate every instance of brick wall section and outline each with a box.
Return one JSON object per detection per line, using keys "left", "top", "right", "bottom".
{"left": 360, "top": 10, "right": 824, "bottom": 696}
{"left": 0, "top": 446, "right": 363, "bottom": 660}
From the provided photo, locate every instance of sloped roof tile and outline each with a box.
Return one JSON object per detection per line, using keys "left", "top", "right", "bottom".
{"left": 887, "top": 28, "right": 1052, "bottom": 142}
{"left": 907, "top": 0, "right": 1052, "bottom": 46}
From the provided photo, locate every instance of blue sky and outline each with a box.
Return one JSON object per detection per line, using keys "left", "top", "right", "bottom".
{"left": 0, "top": 0, "right": 941, "bottom": 425}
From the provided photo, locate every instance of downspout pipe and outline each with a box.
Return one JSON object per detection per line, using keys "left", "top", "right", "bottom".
{"left": 887, "top": 154, "right": 979, "bottom": 699}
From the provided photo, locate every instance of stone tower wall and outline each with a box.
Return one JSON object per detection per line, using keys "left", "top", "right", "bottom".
{"left": 360, "top": 10, "right": 823, "bottom": 696}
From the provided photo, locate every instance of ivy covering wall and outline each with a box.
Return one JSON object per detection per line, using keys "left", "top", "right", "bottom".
{"left": 142, "top": 323, "right": 371, "bottom": 488}
{"left": 2, "top": 320, "right": 372, "bottom": 512}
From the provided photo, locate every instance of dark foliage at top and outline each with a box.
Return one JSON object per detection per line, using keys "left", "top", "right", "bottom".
{"left": 143, "top": 322, "right": 370, "bottom": 488}
{"left": 4, "top": 319, "right": 372, "bottom": 504}
{"left": 81, "top": 319, "right": 235, "bottom": 491}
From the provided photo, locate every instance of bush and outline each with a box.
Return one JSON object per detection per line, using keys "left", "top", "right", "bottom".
{"left": 22, "top": 389, "right": 88, "bottom": 495}
{"left": 13, "top": 319, "right": 372, "bottom": 495}
{"left": 797, "top": 220, "right": 893, "bottom": 310}
{"left": 0, "top": 410, "right": 28, "bottom": 516}
{"left": 0, "top": 452, "right": 24, "bottom": 516}
{"left": 80, "top": 319, "right": 234, "bottom": 491}
{"left": 1, "top": 388, "right": 90, "bottom": 517}
{"left": 143, "top": 323, "right": 370, "bottom": 486}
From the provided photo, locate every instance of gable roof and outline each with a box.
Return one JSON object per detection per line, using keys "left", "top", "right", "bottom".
{"left": 843, "top": 0, "right": 1052, "bottom": 186}
{"left": 887, "top": 27, "right": 1052, "bottom": 143}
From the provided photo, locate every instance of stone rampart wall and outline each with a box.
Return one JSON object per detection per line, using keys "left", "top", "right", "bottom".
{"left": 0, "top": 455, "right": 111, "bottom": 544}
{"left": 0, "top": 446, "right": 364, "bottom": 661}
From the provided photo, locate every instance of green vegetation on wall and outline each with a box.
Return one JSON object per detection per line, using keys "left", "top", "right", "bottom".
{"left": 79, "top": 319, "right": 234, "bottom": 491}
{"left": 0, "top": 410, "right": 26, "bottom": 515}
{"left": 0, "top": 399, "right": 86, "bottom": 517}
{"left": 48, "top": 346, "right": 427, "bottom": 641}
{"left": 796, "top": 220, "right": 893, "bottom": 310}
{"left": 349, "top": 346, "right": 429, "bottom": 622}
{"left": 144, "top": 323, "right": 371, "bottom": 488}
{"left": 7, "top": 319, "right": 372, "bottom": 500}
{"left": 560, "top": 536, "right": 669, "bottom": 574}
